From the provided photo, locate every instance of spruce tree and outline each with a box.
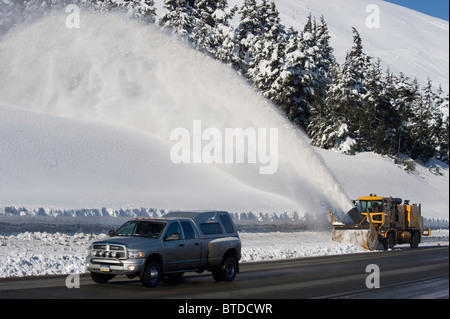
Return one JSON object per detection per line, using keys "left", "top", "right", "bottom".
{"left": 313, "top": 15, "right": 335, "bottom": 106}
{"left": 342, "top": 28, "right": 372, "bottom": 151}
{"left": 411, "top": 78, "right": 436, "bottom": 162}
{"left": 311, "top": 62, "right": 356, "bottom": 152}
{"left": 295, "top": 14, "right": 317, "bottom": 129}
{"left": 211, "top": 0, "right": 238, "bottom": 65}
{"left": 233, "top": 0, "right": 263, "bottom": 73}
{"left": 362, "top": 58, "right": 385, "bottom": 152}
{"left": 246, "top": 1, "right": 286, "bottom": 102}
{"left": 433, "top": 86, "right": 449, "bottom": 163}
{"left": 276, "top": 28, "right": 305, "bottom": 124}
{"left": 160, "top": 0, "right": 196, "bottom": 39}
{"left": 316, "top": 27, "right": 371, "bottom": 153}
{"left": 386, "top": 72, "right": 415, "bottom": 158}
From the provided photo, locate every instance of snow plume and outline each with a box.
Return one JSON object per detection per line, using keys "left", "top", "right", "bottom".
{"left": 0, "top": 12, "right": 352, "bottom": 226}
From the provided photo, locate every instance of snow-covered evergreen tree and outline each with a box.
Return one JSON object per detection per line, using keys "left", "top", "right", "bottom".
{"left": 408, "top": 78, "right": 436, "bottom": 162}
{"left": 275, "top": 28, "right": 305, "bottom": 124}
{"left": 233, "top": 0, "right": 264, "bottom": 73}
{"left": 361, "top": 58, "right": 385, "bottom": 151}
{"left": 246, "top": 1, "right": 286, "bottom": 102}
{"left": 211, "top": 0, "right": 238, "bottom": 64}
{"left": 310, "top": 62, "right": 356, "bottom": 152}
{"left": 313, "top": 15, "right": 335, "bottom": 105}
{"left": 385, "top": 72, "right": 415, "bottom": 157}
{"left": 312, "top": 27, "right": 371, "bottom": 153}
{"left": 160, "top": 0, "right": 196, "bottom": 38}
{"left": 296, "top": 13, "right": 317, "bottom": 123}
{"left": 119, "top": 0, "right": 157, "bottom": 23}
{"left": 433, "top": 86, "right": 449, "bottom": 163}
{"left": 341, "top": 28, "right": 372, "bottom": 151}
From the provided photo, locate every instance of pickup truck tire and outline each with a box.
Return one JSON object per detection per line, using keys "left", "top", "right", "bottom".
{"left": 90, "top": 272, "right": 115, "bottom": 284}
{"left": 212, "top": 256, "right": 237, "bottom": 282}
{"left": 140, "top": 260, "right": 162, "bottom": 288}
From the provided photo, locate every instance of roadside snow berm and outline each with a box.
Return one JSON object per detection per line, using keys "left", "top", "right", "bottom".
{"left": 329, "top": 194, "right": 430, "bottom": 250}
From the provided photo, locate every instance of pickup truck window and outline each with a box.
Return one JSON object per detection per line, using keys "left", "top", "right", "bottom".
{"left": 115, "top": 221, "right": 166, "bottom": 239}
{"left": 181, "top": 221, "right": 196, "bottom": 239}
{"left": 199, "top": 223, "right": 223, "bottom": 235}
{"left": 165, "top": 222, "right": 182, "bottom": 240}
{"left": 220, "top": 214, "right": 235, "bottom": 233}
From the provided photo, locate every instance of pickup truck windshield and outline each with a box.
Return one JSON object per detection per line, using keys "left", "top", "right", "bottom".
{"left": 115, "top": 221, "right": 166, "bottom": 239}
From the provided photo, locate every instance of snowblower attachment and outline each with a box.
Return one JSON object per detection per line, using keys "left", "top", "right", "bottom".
{"left": 329, "top": 208, "right": 378, "bottom": 250}
{"left": 329, "top": 194, "right": 430, "bottom": 251}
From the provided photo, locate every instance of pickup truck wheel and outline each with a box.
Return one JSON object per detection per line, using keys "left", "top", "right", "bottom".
{"left": 90, "top": 272, "right": 115, "bottom": 284}
{"left": 212, "top": 256, "right": 237, "bottom": 282}
{"left": 140, "top": 261, "right": 162, "bottom": 288}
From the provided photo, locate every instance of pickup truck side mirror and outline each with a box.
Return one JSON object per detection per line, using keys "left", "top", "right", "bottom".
{"left": 165, "top": 233, "right": 181, "bottom": 241}
{"left": 108, "top": 229, "right": 115, "bottom": 237}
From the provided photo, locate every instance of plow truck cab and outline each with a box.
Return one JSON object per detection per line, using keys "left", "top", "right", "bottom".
{"left": 329, "top": 194, "right": 430, "bottom": 250}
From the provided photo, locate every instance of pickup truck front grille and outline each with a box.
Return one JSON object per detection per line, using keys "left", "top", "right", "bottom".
{"left": 92, "top": 244, "right": 126, "bottom": 259}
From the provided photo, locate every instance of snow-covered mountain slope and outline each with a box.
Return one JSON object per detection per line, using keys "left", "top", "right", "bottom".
{"left": 0, "top": 2, "right": 448, "bottom": 224}
{"left": 226, "top": 0, "right": 449, "bottom": 91}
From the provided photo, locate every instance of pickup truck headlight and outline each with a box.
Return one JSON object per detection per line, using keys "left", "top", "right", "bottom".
{"left": 128, "top": 251, "right": 145, "bottom": 258}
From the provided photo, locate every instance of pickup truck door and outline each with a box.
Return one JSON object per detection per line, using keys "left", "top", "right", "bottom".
{"left": 162, "top": 221, "right": 186, "bottom": 271}
{"left": 180, "top": 221, "right": 202, "bottom": 270}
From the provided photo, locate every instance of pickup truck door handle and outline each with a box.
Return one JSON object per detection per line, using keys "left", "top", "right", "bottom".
{"left": 194, "top": 242, "right": 200, "bottom": 246}
{"left": 179, "top": 244, "right": 185, "bottom": 247}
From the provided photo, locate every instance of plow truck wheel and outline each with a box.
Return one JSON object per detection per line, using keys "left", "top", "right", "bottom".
{"left": 410, "top": 232, "right": 420, "bottom": 249}
{"left": 365, "top": 226, "right": 378, "bottom": 251}
{"left": 386, "top": 232, "right": 395, "bottom": 250}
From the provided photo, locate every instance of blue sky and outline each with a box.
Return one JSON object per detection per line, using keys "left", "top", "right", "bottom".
{"left": 384, "top": 0, "right": 449, "bottom": 21}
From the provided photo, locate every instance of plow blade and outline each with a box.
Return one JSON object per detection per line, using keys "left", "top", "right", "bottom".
{"left": 329, "top": 210, "right": 378, "bottom": 251}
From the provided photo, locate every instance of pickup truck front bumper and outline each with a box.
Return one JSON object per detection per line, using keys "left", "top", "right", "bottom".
{"left": 86, "top": 255, "right": 145, "bottom": 275}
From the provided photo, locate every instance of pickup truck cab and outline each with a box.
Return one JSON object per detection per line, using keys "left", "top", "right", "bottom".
{"left": 86, "top": 211, "right": 241, "bottom": 287}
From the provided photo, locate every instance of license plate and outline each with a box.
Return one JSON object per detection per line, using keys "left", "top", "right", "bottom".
{"left": 100, "top": 265, "right": 110, "bottom": 272}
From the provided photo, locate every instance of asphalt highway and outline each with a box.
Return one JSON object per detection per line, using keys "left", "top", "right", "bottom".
{"left": 0, "top": 246, "right": 448, "bottom": 299}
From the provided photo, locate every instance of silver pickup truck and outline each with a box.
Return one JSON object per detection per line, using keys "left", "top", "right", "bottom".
{"left": 86, "top": 211, "right": 241, "bottom": 287}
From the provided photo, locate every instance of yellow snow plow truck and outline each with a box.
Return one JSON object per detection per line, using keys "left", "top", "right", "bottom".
{"left": 329, "top": 194, "right": 430, "bottom": 250}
